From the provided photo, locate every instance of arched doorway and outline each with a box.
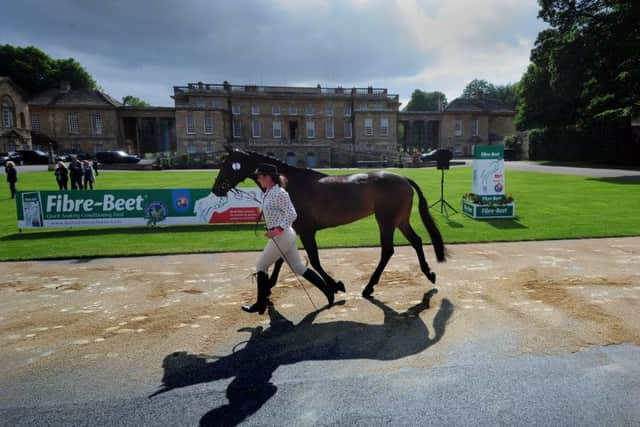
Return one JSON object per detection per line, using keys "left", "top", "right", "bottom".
{"left": 285, "top": 151, "right": 296, "bottom": 166}
{"left": 306, "top": 151, "right": 317, "bottom": 168}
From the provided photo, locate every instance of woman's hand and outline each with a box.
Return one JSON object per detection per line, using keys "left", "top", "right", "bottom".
{"left": 264, "top": 228, "right": 283, "bottom": 239}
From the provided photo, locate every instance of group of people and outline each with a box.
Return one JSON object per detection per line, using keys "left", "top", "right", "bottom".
{"left": 54, "top": 158, "right": 99, "bottom": 190}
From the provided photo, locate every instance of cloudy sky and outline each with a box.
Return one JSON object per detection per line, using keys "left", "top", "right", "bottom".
{"left": 2, "top": 0, "right": 546, "bottom": 107}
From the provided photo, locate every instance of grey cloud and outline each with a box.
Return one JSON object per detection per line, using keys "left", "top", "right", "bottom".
{"left": 3, "top": 0, "right": 425, "bottom": 87}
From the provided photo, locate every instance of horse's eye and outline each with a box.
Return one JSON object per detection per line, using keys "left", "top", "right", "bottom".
{"left": 232, "top": 162, "right": 241, "bottom": 171}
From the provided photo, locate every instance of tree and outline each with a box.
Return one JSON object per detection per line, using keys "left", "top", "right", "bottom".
{"left": 403, "top": 89, "right": 447, "bottom": 111}
{"left": 0, "top": 44, "right": 96, "bottom": 95}
{"left": 122, "top": 95, "right": 150, "bottom": 107}
{"left": 461, "top": 78, "right": 519, "bottom": 107}
{"left": 517, "top": 0, "right": 640, "bottom": 129}
{"left": 461, "top": 79, "right": 496, "bottom": 100}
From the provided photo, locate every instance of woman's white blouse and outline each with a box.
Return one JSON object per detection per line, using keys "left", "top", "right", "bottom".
{"left": 262, "top": 185, "right": 297, "bottom": 229}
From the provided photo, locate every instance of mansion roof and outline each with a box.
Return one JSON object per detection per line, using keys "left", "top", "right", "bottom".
{"left": 444, "top": 98, "right": 515, "bottom": 114}
{"left": 30, "top": 88, "right": 122, "bottom": 108}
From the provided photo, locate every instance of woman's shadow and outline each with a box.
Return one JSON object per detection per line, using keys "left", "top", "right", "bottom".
{"left": 149, "top": 289, "right": 453, "bottom": 426}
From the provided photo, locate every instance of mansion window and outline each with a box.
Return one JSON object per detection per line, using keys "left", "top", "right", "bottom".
{"left": 288, "top": 105, "right": 298, "bottom": 115}
{"left": 204, "top": 113, "right": 214, "bottom": 134}
{"left": 91, "top": 112, "right": 103, "bottom": 135}
{"left": 380, "top": 117, "right": 389, "bottom": 137}
{"left": 186, "top": 113, "right": 195, "bottom": 134}
{"left": 272, "top": 120, "right": 282, "bottom": 138}
{"left": 232, "top": 104, "right": 241, "bottom": 115}
{"left": 251, "top": 104, "right": 260, "bottom": 115}
{"left": 305, "top": 104, "right": 314, "bottom": 116}
{"left": 306, "top": 120, "right": 315, "bottom": 138}
{"left": 364, "top": 118, "right": 373, "bottom": 137}
{"left": 30, "top": 112, "right": 41, "bottom": 132}
{"left": 472, "top": 118, "right": 479, "bottom": 136}
{"left": 344, "top": 104, "right": 352, "bottom": 117}
{"left": 344, "top": 121, "right": 352, "bottom": 139}
{"left": 233, "top": 118, "right": 242, "bottom": 137}
{"left": 68, "top": 112, "right": 80, "bottom": 134}
{"left": 454, "top": 119, "right": 463, "bottom": 136}
{"left": 325, "top": 104, "right": 334, "bottom": 116}
{"left": 326, "top": 118, "right": 334, "bottom": 139}
{"left": 252, "top": 119, "right": 262, "bottom": 138}
{"left": 272, "top": 104, "right": 281, "bottom": 115}
{"left": 2, "top": 96, "right": 14, "bottom": 128}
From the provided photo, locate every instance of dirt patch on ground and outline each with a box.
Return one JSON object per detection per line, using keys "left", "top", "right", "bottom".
{"left": 0, "top": 238, "right": 639, "bottom": 378}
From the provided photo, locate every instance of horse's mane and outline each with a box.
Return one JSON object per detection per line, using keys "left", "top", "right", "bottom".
{"left": 244, "top": 149, "right": 327, "bottom": 179}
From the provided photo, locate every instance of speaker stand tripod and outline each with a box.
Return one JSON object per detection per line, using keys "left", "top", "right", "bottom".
{"left": 429, "top": 168, "right": 458, "bottom": 217}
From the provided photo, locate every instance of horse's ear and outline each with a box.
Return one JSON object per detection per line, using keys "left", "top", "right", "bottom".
{"left": 223, "top": 144, "right": 234, "bottom": 153}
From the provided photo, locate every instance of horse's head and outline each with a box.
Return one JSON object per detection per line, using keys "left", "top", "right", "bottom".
{"left": 212, "top": 145, "right": 259, "bottom": 196}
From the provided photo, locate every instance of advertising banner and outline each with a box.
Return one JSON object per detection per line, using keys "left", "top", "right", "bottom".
{"left": 472, "top": 145, "right": 505, "bottom": 198}
{"left": 16, "top": 188, "right": 262, "bottom": 230}
{"left": 463, "top": 144, "right": 515, "bottom": 219}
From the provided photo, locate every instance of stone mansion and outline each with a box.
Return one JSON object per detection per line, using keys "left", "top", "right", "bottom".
{"left": 1, "top": 77, "right": 517, "bottom": 167}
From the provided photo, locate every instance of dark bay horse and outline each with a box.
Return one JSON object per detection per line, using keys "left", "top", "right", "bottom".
{"left": 212, "top": 146, "right": 446, "bottom": 297}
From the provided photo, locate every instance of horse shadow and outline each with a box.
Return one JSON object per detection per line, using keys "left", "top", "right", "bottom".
{"left": 150, "top": 289, "right": 453, "bottom": 426}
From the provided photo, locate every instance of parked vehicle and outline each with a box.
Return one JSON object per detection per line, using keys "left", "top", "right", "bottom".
{"left": 55, "top": 150, "right": 91, "bottom": 162}
{"left": 95, "top": 151, "right": 140, "bottom": 164}
{"left": 0, "top": 152, "right": 23, "bottom": 166}
{"left": 504, "top": 148, "right": 519, "bottom": 161}
{"left": 16, "top": 149, "right": 50, "bottom": 164}
{"left": 420, "top": 149, "right": 439, "bottom": 162}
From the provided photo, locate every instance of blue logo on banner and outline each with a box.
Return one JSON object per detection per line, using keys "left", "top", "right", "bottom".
{"left": 172, "top": 189, "right": 191, "bottom": 212}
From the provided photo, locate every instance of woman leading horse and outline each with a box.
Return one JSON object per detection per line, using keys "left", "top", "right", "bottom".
{"left": 212, "top": 145, "right": 446, "bottom": 299}
{"left": 243, "top": 162, "right": 334, "bottom": 314}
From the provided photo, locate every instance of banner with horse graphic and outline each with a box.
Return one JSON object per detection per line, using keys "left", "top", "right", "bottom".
{"left": 462, "top": 144, "right": 515, "bottom": 219}
{"left": 15, "top": 189, "right": 262, "bottom": 230}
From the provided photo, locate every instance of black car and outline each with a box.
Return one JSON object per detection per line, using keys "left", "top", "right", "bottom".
{"left": 0, "top": 152, "right": 23, "bottom": 166}
{"left": 95, "top": 151, "right": 140, "bottom": 164}
{"left": 55, "top": 150, "right": 91, "bottom": 162}
{"left": 16, "top": 149, "right": 50, "bottom": 164}
{"left": 504, "top": 148, "right": 520, "bottom": 161}
{"left": 420, "top": 149, "right": 439, "bottom": 161}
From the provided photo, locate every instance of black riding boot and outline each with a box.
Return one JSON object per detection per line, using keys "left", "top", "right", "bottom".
{"left": 242, "top": 271, "right": 270, "bottom": 314}
{"left": 302, "top": 269, "right": 334, "bottom": 308}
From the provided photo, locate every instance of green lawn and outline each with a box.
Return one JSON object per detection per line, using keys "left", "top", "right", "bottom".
{"left": 1, "top": 167, "right": 639, "bottom": 261}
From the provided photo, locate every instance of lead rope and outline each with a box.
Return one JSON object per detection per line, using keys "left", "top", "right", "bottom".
{"left": 229, "top": 187, "right": 317, "bottom": 310}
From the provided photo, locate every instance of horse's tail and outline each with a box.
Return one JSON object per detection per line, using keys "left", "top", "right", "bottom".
{"left": 406, "top": 178, "right": 446, "bottom": 262}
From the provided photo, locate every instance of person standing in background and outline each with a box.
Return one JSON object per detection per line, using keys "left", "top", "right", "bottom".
{"left": 54, "top": 161, "right": 69, "bottom": 190}
{"left": 69, "top": 157, "right": 83, "bottom": 190}
{"left": 5, "top": 160, "right": 17, "bottom": 198}
{"left": 82, "top": 159, "right": 95, "bottom": 190}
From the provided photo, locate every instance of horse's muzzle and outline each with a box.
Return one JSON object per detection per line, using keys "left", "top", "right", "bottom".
{"left": 212, "top": 182, "right": 229, "bottom": 197}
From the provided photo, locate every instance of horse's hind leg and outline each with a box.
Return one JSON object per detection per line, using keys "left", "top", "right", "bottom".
{"left": 362, "top": 223, "right": 395, "bottom": 298}
{"left": 267, "top": 258, "right": 284, "bottom": 296}
{"left": 398, "top": 222, "right": 436, "bottom": 284}
{"left": 299, "top": 231, "right": 345, "bottom": 293}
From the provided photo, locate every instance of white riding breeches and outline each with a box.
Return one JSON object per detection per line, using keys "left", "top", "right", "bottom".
{"left": 256, "top": 227, "right": 306, "bottom": 275}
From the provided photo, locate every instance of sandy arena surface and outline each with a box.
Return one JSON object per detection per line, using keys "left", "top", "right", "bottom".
{"left": 1, "top": 237, "right": 639, "bottom": 404}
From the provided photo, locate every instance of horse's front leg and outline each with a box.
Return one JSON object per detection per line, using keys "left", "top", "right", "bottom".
{"left": 299, "top": 231, "right": 346, "bottom": 293}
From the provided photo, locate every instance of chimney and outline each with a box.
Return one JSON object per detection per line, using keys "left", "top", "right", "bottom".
{"left": 60, "top": 81, "right": 71, "bottom": 92}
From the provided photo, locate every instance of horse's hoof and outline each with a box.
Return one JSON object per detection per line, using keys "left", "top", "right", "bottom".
{"left": 362, "top": 287, "right": 374, "bottom": 298}
{"left": 335, "top": 281, "right": 346, "bottom": 293}
{"left": 427, "top": 272, "right": 436, "bottom": 284}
